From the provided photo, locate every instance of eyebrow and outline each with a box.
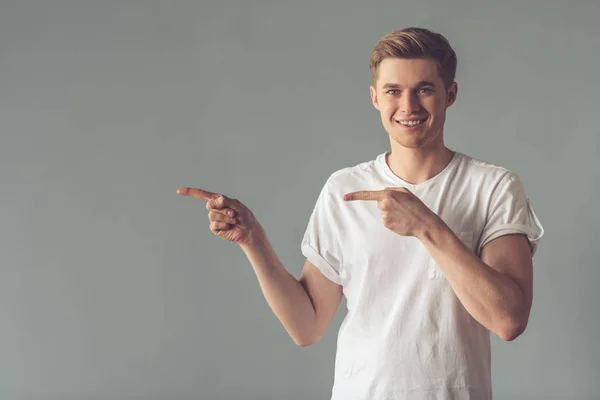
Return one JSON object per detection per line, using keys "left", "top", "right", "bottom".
{"left": 382, "top": 81, "right": 437, "bottom": 89}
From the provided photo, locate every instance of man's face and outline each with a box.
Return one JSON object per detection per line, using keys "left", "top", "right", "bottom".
{"left": 370, "top": 57, "right": 457, "bottom": 150}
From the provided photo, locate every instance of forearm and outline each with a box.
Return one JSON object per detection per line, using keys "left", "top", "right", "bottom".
{"left": 240, "top": 229, "right": 318, "bottom": 345}
{"left": 419, "top": 220, "right": 527, "bottom": 340}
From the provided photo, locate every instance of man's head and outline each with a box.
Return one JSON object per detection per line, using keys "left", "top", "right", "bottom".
{"left": 369, "top": 27, "right": 458, "bottom": 150}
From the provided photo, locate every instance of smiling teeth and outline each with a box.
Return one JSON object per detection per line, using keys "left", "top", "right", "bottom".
{"left": 397, "top": 118, "right": 426, "bottom": 126}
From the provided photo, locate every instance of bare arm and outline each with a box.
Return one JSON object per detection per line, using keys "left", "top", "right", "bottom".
{"left": 176, "top": 186, "right": 342, "bottom": 347}
{"left": 241, "top": 229, "right": 343, "bottom": 346}
{"left": 420, "top": 220, "right": 533, "bottom": 341}
{"left": 343, "top": 187, "right": 534, "bottom": 342}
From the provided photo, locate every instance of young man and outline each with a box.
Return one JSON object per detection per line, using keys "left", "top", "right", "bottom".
{"left": 178, "top": 27, "right": 544, "bottom": 400}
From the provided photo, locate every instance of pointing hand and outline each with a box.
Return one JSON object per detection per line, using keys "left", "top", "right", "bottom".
{"left": 343, "top": 187, "right": 438, "bottom": 238}
{"left": 177, "top": 187, "right": 261, "bottom": 246}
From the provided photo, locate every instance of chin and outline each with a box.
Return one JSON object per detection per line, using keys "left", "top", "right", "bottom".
{"left": 389, "top": 134, "right": 428, "bottom": 149}
{"left": 387, "top": 128, "right": 427, "bottom": 147}
{"left": 390, "top": 125, "right": 443, "bottom": 149}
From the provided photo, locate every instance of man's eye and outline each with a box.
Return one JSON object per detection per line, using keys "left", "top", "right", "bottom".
{"left": 419, "top": 88, "right": 433, "bottom": 94}
{"left": 386, "top": 90, "right": 400, "bottom": 95}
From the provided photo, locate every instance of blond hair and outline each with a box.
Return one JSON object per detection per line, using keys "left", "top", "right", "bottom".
{"left": 369, "top": 27, "right": 457, "bottom": 88}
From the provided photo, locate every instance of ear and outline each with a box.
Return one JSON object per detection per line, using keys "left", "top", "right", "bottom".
{"left": 446, "top": 82, "right": 458, "bottom": 107}
{"left": 370, "top": 85, "right": 380, "bottom": 111}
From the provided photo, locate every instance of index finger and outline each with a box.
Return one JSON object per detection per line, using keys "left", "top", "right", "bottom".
{"left": 177, "top": 187, "right": 219, "bottom": 201}
{"left": 343, "top": 190, "right": 385, "bottom": 201}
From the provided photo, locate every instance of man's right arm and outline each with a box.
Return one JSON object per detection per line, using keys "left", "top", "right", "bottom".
{"left": 241, "top": 228, "right": 343, "bottom": 347}
{"left": 176, "top": 186, "right": 342, "bottom": 347}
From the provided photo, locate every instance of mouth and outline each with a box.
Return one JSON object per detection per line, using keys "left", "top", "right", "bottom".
{"left": 394, "top": 116, "right": 428, "bottom": 128}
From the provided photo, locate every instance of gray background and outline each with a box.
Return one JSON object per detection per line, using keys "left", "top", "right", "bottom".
{"left": 1, "top": 0, "right": 598, "bottom": 399}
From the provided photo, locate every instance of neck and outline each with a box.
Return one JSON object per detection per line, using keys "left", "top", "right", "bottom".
{"left": 385, "top": 142, "right": 455, "bottom": 185}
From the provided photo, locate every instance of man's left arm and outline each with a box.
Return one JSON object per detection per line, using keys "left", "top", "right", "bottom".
{"left": 420, "top": 222, "right": 533, "bottom": 341}
{"left": 343, "top": 174, "right": 543, "bottom": 342}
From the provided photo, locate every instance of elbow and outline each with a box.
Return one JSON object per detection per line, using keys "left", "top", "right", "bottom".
{"left": 292, "top": 332, "right": 322, "bottom": 347}
{"left": 498, "top": 316, "right": 528, "bottom": 342}
{"left": 293, "top": 338, "right": 315, "bottom": 347}
{"left": 294, "top": 339, "right": 315, "bottom": 347}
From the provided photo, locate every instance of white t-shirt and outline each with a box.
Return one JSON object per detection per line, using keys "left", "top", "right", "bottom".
{"left": 301, "top": 151, "right": 544, "bottom": 400}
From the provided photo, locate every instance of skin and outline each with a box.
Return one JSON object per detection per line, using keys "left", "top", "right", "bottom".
{"left": 369, "top": 57, "right": 458, "bottom": 185}
{"left": 343, "top": 187, "right": 533, "bottom": 341}
{"left": 348, "top": 57, "right": 533, "bottom": 340}
{"left": 176, "top": 187, "right": 341, "bottom": 346}
{"left": 177, "top": 56, "right": 534, "bottom": 343}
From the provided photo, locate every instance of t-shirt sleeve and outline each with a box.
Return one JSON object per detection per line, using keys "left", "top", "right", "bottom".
{"left": 477, "top": 172, "right": 545, "bottom": 256}
{"left": 301, "top": 179, "right": 343, "bottom": 285}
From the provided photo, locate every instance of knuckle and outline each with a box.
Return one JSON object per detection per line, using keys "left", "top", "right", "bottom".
{"left": 383, "top": 212, "right": 393, "bottom": 224}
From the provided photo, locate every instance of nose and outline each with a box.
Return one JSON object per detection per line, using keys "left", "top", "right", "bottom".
{"left": 400, "top": 91, "right": 420, "bottom": 114}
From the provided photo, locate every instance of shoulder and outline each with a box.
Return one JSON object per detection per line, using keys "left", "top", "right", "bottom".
{"left": 458, "top": 152, "right": 523, "bottom": 190}
{"left": 321, "top": 154, "right": 383, "bottom": 193}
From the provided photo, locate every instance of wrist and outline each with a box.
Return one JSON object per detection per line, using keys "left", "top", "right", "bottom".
{"left": 239, "top": 224, "right": 267, "bottom": 253}
{"left": 417, "top": 214, "right": 449, "bottom": 245}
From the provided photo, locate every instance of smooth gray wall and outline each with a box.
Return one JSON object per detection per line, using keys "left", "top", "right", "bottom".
{"left": 1, "top": 1, "right": 598, "bottom": 399}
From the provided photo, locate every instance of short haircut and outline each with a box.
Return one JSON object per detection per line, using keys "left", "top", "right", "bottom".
{"left": 369, "top": 27, "right": 457, "bottom": 88}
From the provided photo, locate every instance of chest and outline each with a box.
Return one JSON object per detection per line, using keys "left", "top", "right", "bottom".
{"left": 335, "top": 189, "right": 484, "bottom": 298}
